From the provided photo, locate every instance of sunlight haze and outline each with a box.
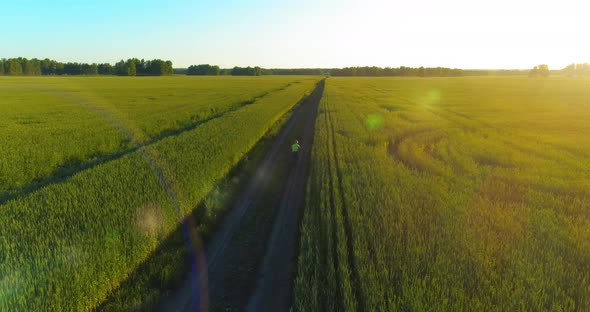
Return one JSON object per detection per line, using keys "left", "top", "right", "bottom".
{"left": 2, "top": 0, "right": 588, "bottom": 69}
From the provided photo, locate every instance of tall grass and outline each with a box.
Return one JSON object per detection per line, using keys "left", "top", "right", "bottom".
{"left": 0, "top": 76, "right": 307, "bottom": 198}
{"left": 294, "top": 77, "right": 590, "bottom": 311}
{"left": 0, "top": 77, "right": 319, "bottom": 311}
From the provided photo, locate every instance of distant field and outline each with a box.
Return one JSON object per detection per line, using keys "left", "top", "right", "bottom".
{"left": 0, "top": 76, "right": 305, "bottom": 198}
{"left": 295, "top": 77, "right": 590, "bottom": 310}
{"left": 0, "top": 76, "right": 319, "bottom": 311}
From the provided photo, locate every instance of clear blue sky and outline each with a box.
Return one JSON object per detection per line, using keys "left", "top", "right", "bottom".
{"left": 2, "top": 0, "right": 588, "bottom": 69}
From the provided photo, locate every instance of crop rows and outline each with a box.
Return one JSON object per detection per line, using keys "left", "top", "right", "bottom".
{"left": 0, "top": 76, "right": 301, "bottom": 198}
{"left": 294, "top": 77, "right": 590, "bottom": 311}
{"left": 0, "top": 77, "right": 319, "bottom": 311}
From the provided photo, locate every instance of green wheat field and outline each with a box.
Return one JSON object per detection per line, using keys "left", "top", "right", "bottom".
{"left": 1, "top": 75, "right": 589, "bottom": 310}
{"left": 295, "top": 76, "right": 590, "bottom": 311}
{"left": 0, "top": 76, "right": 319, "bottom": 311}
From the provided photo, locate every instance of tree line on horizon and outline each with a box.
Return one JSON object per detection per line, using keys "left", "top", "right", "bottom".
{"left": 184, "top": 65, "right": 325, "bottom": 76}
{"left": 2, "top": 57, "right": 588, "bottom": 77}
{"left": 332, "top": 64, "right": 589, "bottom": 78}
{"left": 0, "top": 57, "right": 173, "bottom": 76}
{"left": 178, "top": 65, "right": 529, "bottom": 77}
{"left": 561, "top": 63, "right": 590, "bottom": 77}
{"left": 182, "top": 65, "right": 467, "bottom": 77}
{"left": 529, "top": 64, "right": 550, "bottom": 77}
{"left": 183, "top": 64, "right": 589, "bottom": 77}
{"left": 330, "top": 66, "right": 464, "bottom": 77}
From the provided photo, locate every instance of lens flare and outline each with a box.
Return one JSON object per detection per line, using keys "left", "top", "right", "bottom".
{"left": 366, "top": 113, "right": 384, "bottom": 131}
{"left": 136, "top": 203, "right": 164, "bottom": 239}
{"left": 423, "top": 89, "right": 441, "bottom": 106}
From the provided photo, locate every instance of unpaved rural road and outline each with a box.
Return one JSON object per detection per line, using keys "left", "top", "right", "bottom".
{"left": 159, "top": 80, "right": 324, "bottom": 311}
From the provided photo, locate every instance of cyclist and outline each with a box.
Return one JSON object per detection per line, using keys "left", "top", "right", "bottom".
{"left": 291, "top": 139, "right": 301, "bottom": 161}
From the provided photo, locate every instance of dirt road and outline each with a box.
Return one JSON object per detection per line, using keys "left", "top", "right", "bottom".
{"left": 159, "top": 79, "right": 324, "bottom": 311}
{"left": 245, "top": 79, "right": 321, "bottom": 312}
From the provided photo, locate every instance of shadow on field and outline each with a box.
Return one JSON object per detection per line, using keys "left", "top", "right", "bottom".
{"left": 94, "top": 111, "right": 285, "bottom": 311}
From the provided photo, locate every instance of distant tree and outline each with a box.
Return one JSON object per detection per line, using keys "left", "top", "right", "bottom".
{"left": 114, "top": 60, "right": 127, "bottom": 76}
{"left": 164, "top": 61, "right": 173, "bottom": 75}
{"left": 97, "top": 63, "right": 113, "bottom": 75}
{"left": 73, "top": 58, "right": 174, "bottom": 76}
{"left": 529, "top": 64, "right": 549, "bottom": 78}
{"left": 40, "top": 58, "right": 55, "bottom": 75}
{"left": 187, "top": 65, "right": 198, "bottom": 75}
{"left": 135, "top": 58, "right": 146, "bottom": 75}
{"left": 211, "top": 65, "right": 221, "bottom": 75}
{"left": 563, "top": 64, "right": 576, "bottom": 77}
{"left": 383, "top": 67, "right": 400, "bottom": 76}
{"left": 231, "top": 66, "right": 259, "bottom": 76}
{"left": 126, "top": 59, "right": 137, "bottom": 76}
{"left": 91, "top": 63, "right": 98, "bottom": 75}
{"left": 450, "top": 68, "right": 464, "bottom": 76}
{"left": 144, "top": 58, "right": 172, "bottom": 76}
{"left": 538, "top": 64, "right": 549, "bottom": 77}
{"left": 148, "top": 59, "right": 161, "bottom": 75}
{"left": 7, "top": 58, "right": 23, "bottom": 75}
{"left": 23, "top": 58, "right": 41, "bottom": 75}
{"left": 187, "top": 64, "right": 221, "bottom": 75}
{"left": 80, "top": 63, "right": 90, "bottom": 75}
{"left": 399, "top": 66, "right": 410, "bottom": 76}
{"left": 569, "top": 63, "right": 589, "bottom": 77}
{"left": 80, "top": 63, "right": 91, "bottom": 76}
{"left": 418, "top": 66, "right": 425, "bottom": 77}
{"left": 64, "top": 62, "right": 83, "bottom": 75}
{"left": 230, "top": 66, "right": 240, "bottom": 75}
{"left": 150, "top": 59, "right": 163, "bottom": 75}
{"left": 0, "top": 59, "right": 5, "bottom": 75}
{"left": 54, "top": 62, "right": 64, "bottom": 75}
{"left": 80, "top": 63, "right": 98, "bottom": 75}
